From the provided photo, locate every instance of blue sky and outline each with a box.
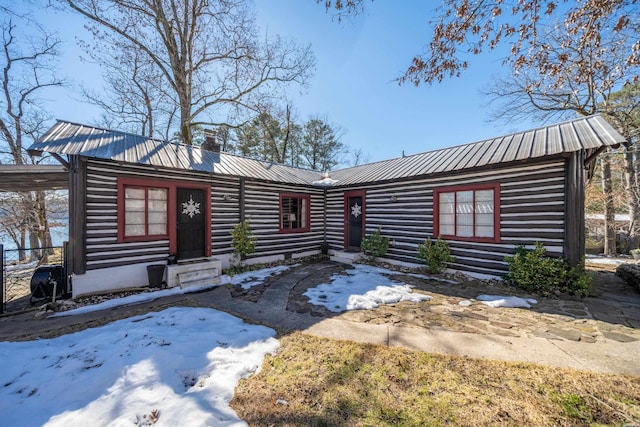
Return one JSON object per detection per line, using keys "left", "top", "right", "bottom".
{"left": 34, "top": 1, "right": 537, "bottom": 164}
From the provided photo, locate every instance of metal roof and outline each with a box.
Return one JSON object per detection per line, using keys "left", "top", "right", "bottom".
{"left": 29, "top": 115, "right": 625, "bottom": 187}
{"left": 30, "top": 121, "right": 321, "bottom": 185}
{"left": 0, "top": 165, "right": 68, "bottom": 192}
{"left": 329, "top": 114, "right": 625, "bottom": 185}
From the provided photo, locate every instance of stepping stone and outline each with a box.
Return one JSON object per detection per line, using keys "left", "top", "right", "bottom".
{"left": 459, "top": 311, "right": 489, "bottom": 321}
{"left": 579, "top": 334, "right": 597, "bottom": 343}
{"left": 531, "top": 329, "right": 562, "bottom": 340}
{"left": 490, "top": 321, "right": 515, "bottom": 329}
{"left": 548, "top": 327, "right": 582, "bottom": 341}
{"left": 602, "top": 331, "right": 638, "bottom": 343}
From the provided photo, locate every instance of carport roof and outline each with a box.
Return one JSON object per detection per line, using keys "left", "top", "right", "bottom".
{"left": 0, "top": 164, "right": 68, "bottom": 192}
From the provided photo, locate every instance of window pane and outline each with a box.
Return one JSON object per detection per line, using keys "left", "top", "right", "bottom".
{"left": 125, "top": 224, "right": 145, "bottom": 236}
{"left": 475, "top": 190, "right": 494, "bottom": 214}
{"left": 123, "top": 186, "right": 167, "bottom": 238}
{"left": 148, "top": 211, "right": 167, "bottom": 224}
{"left": 476, "top": 225, "right": 494, "bottom": 238}
{"left": 456, "top": 191, "right": 473, "bottom": 237}
{"left": 148, "top": 223, "right": 167, "bottom": 235}
{"left": 125, "top": 187, "right": 145, "bottom": 200}
{"left": 476, "top": 213, "right": 493, "bottom": 225}
{"left": 439, "top": 192, "right": 455, "bottom": 214}
{"left": 440, "top": 223, "right": 455, "bottom": 236}
{"left": 148, "top": 188, "right": 167, "bottom": 200}
{"left": 126, "top": 211, "right": 145, "bottom": 225}
{"left": 281, "top": 196, "right": 309, "bottom": 230}
{"left": 281, "top": 197, "right": 292, "bottom": 229}
{"left": 148, "top": 199, "right": 167, "bottom": 212}
{"left": 475, "top": 189, "right": 494, "bottom": 238}
{"left": 439, "top": 192, "right": 455, "bottom": 236}
{"left": 300, "top": 199, "right": 307, "bottom": 228}
{"left": 126, "top": 199, "right": 146, "bottom": 211}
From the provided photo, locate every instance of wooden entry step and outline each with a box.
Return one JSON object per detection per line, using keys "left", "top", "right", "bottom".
{"left": 329, "top": 250, "right": 362, "bottom": 265}
{"left": 166, "top": 258, "right": 222, "bottom": 289}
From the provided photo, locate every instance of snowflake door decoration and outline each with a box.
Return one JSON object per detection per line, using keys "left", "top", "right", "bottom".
{"left": 351, "top": 202, "right": 362, "bottom": 218}
{"left": 182, "top": 195, "right": 201, "bottom": 218}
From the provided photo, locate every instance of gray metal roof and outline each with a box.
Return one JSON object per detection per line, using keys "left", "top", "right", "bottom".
{"left": 0, "top": 165, "right": 68, "bottom": 192}
{"left": 30, "top": 121, "right": 321, "bottom": 185}
{"left": 29, "top": 115, "right": 625, "bottom": 187}
{"left": 329, "top": 114, "right": 625, "bottom": 185}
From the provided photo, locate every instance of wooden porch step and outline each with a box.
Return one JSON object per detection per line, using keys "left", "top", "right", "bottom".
{"left": 330, "top": 251, "right": 362, "bottom": 265}
{"left": 166, "top": 258, "right": 222, "bottom": 288}
{"left": 177, "top": 268, "right": 221, "bottom": 289}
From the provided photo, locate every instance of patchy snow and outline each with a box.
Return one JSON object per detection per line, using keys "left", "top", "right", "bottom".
{"left": 224, "top": 265, "right": 297, "bottom": 290}
{"left": 53, "top": 265, "right": 296, "bottom": 318}
{"left": 476, "top": 295, "right": 538, "bottom": 308}
{"left": 304, "top": 264, "right": 431, "bottom": 312}
{"left": 0, "top": 307, "right": 278, "bottom": 427}
{"left": 585, "top": 255, "right": 628, "bottom": 265}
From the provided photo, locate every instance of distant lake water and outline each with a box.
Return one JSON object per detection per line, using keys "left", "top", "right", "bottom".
{"left": 1, "top": 223, "right": 69, "bottom": 262}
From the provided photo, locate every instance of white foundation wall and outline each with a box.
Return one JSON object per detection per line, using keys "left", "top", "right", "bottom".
{"left": 71, "top": 262, "right": 163, "bottom": 297}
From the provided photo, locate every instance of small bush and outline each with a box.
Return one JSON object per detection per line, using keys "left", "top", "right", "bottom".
{"left": 360, "top": 227, "right": 390, "bottom": 262}
{"left": 563, "top": 264, "right": 593, "bottom": 297}
{"left": 505, "top": 242, "right": 591, "bottom": 296}
{"left": 230, "top": 219, "right": 257, "bottom": 270}
{"left": 417, "top": 237, "right": 454, "bottom": 274}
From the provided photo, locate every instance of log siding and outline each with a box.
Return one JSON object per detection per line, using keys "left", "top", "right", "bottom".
{"left": 325, "top": 159, "right": 567, "bottom": 277}
{"left": 82, "top": 159, "right": 325, "bottom": 271}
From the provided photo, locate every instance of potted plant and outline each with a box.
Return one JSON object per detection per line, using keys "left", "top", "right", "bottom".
{"left": 631, "top": 248, "right": 640, "bottom": 260}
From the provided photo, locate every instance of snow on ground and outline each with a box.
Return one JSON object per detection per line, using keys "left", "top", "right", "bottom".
{"left": 585, "top": 255, "right": 630, "bottom": 266}
{"left": 476, "top": 295, "right": 538, "bottom": 308}
{"left": 304, "top": 264, "right": 432, "bottom": 312}
{"left": 54, "top": 265, "right": 296, "bottom": 318}
{"left": 225, "top": 264, "right": 297, "bottom": 289}
{"left": 0, "top": 307, "right": 278, "bottom": 427}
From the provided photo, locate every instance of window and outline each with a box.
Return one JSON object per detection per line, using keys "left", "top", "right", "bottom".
{"left": 123, "top": 185, "right": 168, "bottom": 239}
{"left": 280, "top": 194, "right": 310, "bottom": 233}
{"left": 434, "top": 184, "right": 500, "bottom": 243}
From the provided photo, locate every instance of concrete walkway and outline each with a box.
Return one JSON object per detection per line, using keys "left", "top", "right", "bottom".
{"left": 188, "top": 267, "right": 640, "bottom": 376}
{"left": 1, "top": 262, "right": 639, "bottom": 376}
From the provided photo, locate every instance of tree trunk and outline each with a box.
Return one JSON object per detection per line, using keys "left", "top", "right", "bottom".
{"left": 29, "top": 223, "right": 40, "bottom": 261}
{"left": 601, "top": 153, "right": 616, "bottom": 255}
{"left": 623, "top": 146, "right": 640, "bottom": 250}
{"left": 18, "top": 226, "right": 26, "bottom": 262}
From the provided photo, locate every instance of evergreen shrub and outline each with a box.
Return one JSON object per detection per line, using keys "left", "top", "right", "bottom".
{"left": 417, "top": 237, "right": 454, "bottom": 274}
{"left": 360, "top": 227, "right": 390, "bottom": 262}
{"left": 505, "top": 242, "right": 591, "bottom": 296}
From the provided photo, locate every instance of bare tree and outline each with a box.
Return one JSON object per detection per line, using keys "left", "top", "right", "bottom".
{"left": 81, "top": 41, "right": 177, "bottom": 138}
{"left": 483, "top": 22, "right": 637, "bottom": 255}
{"left": 65, "top": 0, "right": 315, "bottom": 145}
{"left": 0, "top": 11, "right": 65, "bottom": 260}
{"left": 348, "top": 147, "right": 369, "bottom": 167}
{"left": 322, "top": 0, "right": 639, "bottom": 86}
{"left": 602, "top": 83, "right": 640, "bottom": 249}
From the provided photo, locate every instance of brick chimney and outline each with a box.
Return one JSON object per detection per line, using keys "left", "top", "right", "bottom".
{"left": 202, "top": 129, "right": 221, "bottom": 152}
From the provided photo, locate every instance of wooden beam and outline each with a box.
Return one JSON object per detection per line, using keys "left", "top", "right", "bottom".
{"left": 564, "top": 152, "right": 585, "bottom": 268}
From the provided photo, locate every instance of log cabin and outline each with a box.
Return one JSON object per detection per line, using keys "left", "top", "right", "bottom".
{"left": 28, "top": 115, "right": 625, "bottom": 296}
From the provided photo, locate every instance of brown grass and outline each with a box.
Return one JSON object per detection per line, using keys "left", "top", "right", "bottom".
{"left": 232, "top": 332, "right": 640, "bottom": 427}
